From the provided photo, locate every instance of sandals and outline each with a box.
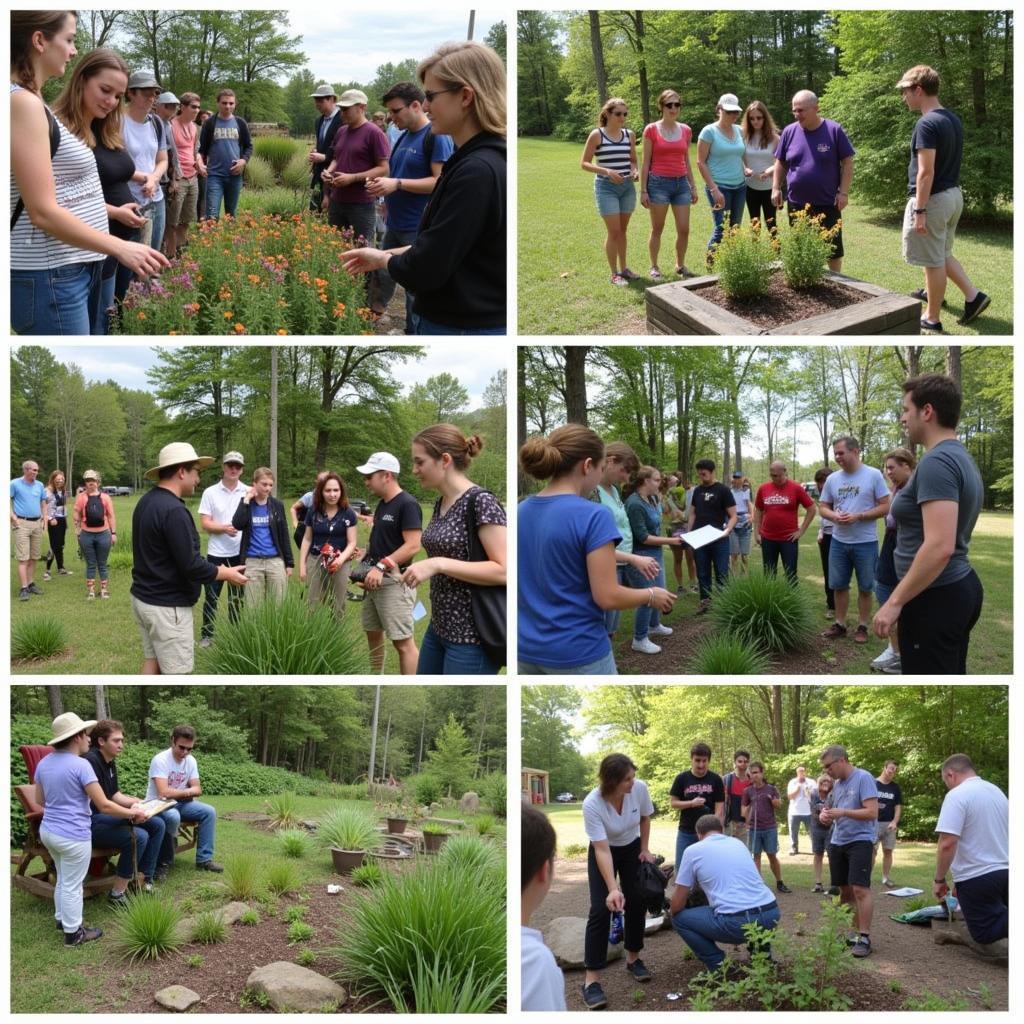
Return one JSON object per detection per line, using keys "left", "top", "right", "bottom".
{"left": 610, "top": 273, "right": 628, "bottom": 287}
{"left": 853, "top": 624, "right": 869, "bottom": 644}
{"left": 649, "top": 267, "right": 664, "bottom": 280}
{"left": 619, "top": 267, "right": 641, "bottom": 280}
{"left": 821, "top": 623, "right": 847, "bottom": 639}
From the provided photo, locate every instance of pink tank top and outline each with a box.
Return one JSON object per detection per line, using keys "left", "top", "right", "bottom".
{"left": 644, "top": 122, "right": 692, "bottom": 178}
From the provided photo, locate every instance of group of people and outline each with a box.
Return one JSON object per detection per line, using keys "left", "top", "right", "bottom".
{"left": 11, "top": 12, "right": 507, "bottom": 336}
{"left": 521, "top": 747, "right": 1007, "bottom": 1011}
{"left": 516, "top": 371, "right": 984, "bottom": 676}
{"left": 580, "top": 68, "right": 991, "bottom": 333}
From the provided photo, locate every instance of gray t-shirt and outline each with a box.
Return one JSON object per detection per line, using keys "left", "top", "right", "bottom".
{"left": 829, "top": 766, "right": 878, "bottom": 845}
{"left": 819, "top": 463, "right": 889, "bottom": 544}
{"left": 892, "top": 439, "right": 982, "bottom": 587}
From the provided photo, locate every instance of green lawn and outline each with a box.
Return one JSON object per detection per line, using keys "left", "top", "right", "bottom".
{"left": 518, "top": 137, "right": 1013, "bottom": 336}
{"left": 614, "top": 510, "right": 1012, "bottom": 675}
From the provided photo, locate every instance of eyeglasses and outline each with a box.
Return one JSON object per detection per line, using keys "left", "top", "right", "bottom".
{"left": 423, "top": 85, "right": 463, "bottom": 102}
{"left": 386, "top": 105, "right": 407, "bottom": 116}
{"left": 822, "top": 760, "right": 838, "bottom": 769}
{"left": 663, "top": 101, "right": 681, "bottom": 109}
{"left": 189, "top": 103, "right": 200, "bottom": 108}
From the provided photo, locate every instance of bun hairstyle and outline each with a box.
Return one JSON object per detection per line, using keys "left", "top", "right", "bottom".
{"left": 11, "top": 10, "right": 76, "bottom": 93}
{"left": 519, "top": 424, "right": 605, "bottom": 482}
{"left": 413, "top": 423, "right": 483, "bottom": 471}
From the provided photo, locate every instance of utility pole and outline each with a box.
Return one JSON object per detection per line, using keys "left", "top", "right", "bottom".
{"left": 467, "top": 10, "right": 475, "bottom": 39}
{"left": 270, "top": 347, "right": 278, "bottom": 496}
{"left": 368, "top": 684, "right": 381, "bottom": 785}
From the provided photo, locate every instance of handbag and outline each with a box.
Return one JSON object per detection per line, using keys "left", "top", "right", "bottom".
{"left": 464, "top": 487, "right": 506, "bottom": 669}
{"left": 637, "top": 860, "right": 668, "bottom": 915}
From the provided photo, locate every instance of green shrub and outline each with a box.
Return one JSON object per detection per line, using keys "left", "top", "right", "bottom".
{"left": 561, "top": 842, "right": 587, "bottom": 858}
{"left": 113, "top": 894, "right": 184, "bottom": 963}
{"left": 421, "top": 821, "right": 449, "bottom": 835}
{"left": 317, "top": 807, "right": 382, "bottom": 851}
{"left": 283, "top": 150, "right": 311, "bottom": 191}
{"left": 287, "top": 920, "right": 315, "bottom": 944}
{"left": 284, "top": 904, "right": 307, "bottom": 924}
{"left": 332, "top": 783, "right": 371, "bottom": 802}
{"left": 186, "top": 953, "right": 204, "bottom": 968}
{"left": 437, "top": 834, "right": 504, "bottom": 885}
{"left": 711, "top": 222, "right": 774, "bottom": 299}
{"left": 254, "top": 135, "right": 305, "bottom": 174}
{"left": 903, "top": 992, "right": 970, "bottom": 1012}
{"left": 779, "top": 206, "right": 838, "bottom": 289}
{"left": 278, "top": 829, "right": 308, "bottom": 858}
{"left": 243, "top": 154, "right": 275, "bottom": 190}
{"left": 191, "top": 910, "right": 227, "bottom": 944}
{"left": 223, "top": 852, "right": 261, "bottom": 901}
{"left": 351, "top": 863, "right": 386, "bottom": 887}
{"left": 295, "top": 948, "right": 316, "bottom": 967}
{"left": 239, "top": 907, "right": 260, "bottom": 926}
{"left": 473, "top": 814, "right": 497, "bottom": 836}
{"left": 266, "top": 860, "right": 300, "bottom": 895}
{"left": 403, "top": 954, "right": 506, "bottom": 1014}
{"left": 477, "top": 773, "right": 507, "bottom": 818}
{"left": 709, "top": 571, "right": 816, "bottom": 653}
{"left": 689, "top": 633, "right": 771, "bottom": 675}
{"left": 266, "top": 792, "right": 299, "bottom": 830}
{"left": 11, "top": 615, "right": 68, "bottom": 661}
{"left": 147, "top": 694, "right": 250, "bottom": 761}
{"left": 408, "top": 772, "right": 442, "bottom": 806}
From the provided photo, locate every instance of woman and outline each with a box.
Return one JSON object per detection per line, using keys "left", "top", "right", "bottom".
{"left": 809, "top": 774, "right": 834, "bottom": 894}
{"left": 580, "top": 753, "right": 656, "bottom": 1010}
{"left": 624, "top": 467, "right": 682, "bottom": 655}
{"left": 518, "top": 425, "right": 675, "bottom": 674}
{"left": 298, "top": 471, "right": 358, "bottom": 621}
{"left": 52, "top": 47, "right": 148, "bottom": 334}
{"left": 741, "top": 100, "right": 780, "bottom": 233}
{"left": 73, "top": 470, "right": 115, "bottom": 599}
{"left": 403, "top": 425, "right": 507, "bottom": 674}
{"left": 340, "top": 41, "right": 505, "bottom": 334}
{"left": 661, "top": 473, "right": 690, "bottom": 595}
{"left": 640, "top": 89, "right": 697, "bottom": 279}
{"left": 871, "top": 448, "right": 917, "bottom": 674}
{"left": 43, "top": 470, "right": 71, "bottom": 581}
{"left": 35, "top": 712, "right": 146, "bottom": 945}
{"left": 814, "top": 467, "right": 835, "bottom": 619}
{"left": 10, "top": 12, "right": 167, "bottom": 334}
{"left": 729, "top": 471, "right": 753, "bottom": 575}
{"left": 696, "top": 92, "right": 750, "bottom": 264}
{"left": 232, "top": 467, "right": 294, "bottom": 607}
{"left": 580, "top": 97, "right": 639, "bottom": 286}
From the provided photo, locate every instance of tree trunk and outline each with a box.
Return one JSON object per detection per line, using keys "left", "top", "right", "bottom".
{"left": 417, "top": 706, "right": 427, "bottom": 772}
{"left": 517, "top": 353, "right": 529, "bottom": 496}
{"left": 946, "top": 347, "right": 962, "bottom": 388}
{"left": 564, "top": 347, "right": 590, "bottom": 425}
{"left": 381, "top": 713, "right": 392, "bottom": 779}
{"left": 94, "top": 685, "right": 108, "bottom": 720}
{"left": 46, "top": 685, "right": 64, "bottom": 718}
{"left": 634, "top": 12, "right": 651, "bottom": 125}
{"left": 770, "top": 686, "right": 784, "bottom": 752}
{"left": 589, "top": 11, "right": 608, "bottom": 104}
{"left": 269, "top": 346, "right": 278, "bottom": 497}
{"left": 789, "top": 686, "right": 802, "bottom": 748}
{"left": 368, "top": 685, "right": 381, "bottom": 783}
{"left": 139, "top": 687, "right": 149, "bottom": 739}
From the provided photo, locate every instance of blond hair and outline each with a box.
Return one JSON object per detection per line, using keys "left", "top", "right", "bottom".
{"left": 884, "top": 447, "right": 917, "bottom": 471}
{"left": 52, "top": 47, "right": 130, "bottom": 151}
{"left": 520, "top": 424, "right": 604, "bottom": 481}
{"left": 418, "top": 41, "right": 505, "bottom": 138}
{"left": 657, "top": 88, "right": 680, "bottom": 112}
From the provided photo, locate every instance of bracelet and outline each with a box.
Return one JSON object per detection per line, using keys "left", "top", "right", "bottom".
{"left": 647, "top": 589, "right": 655, "bottom": 607}
{"left": 914, "top": 208, "right": 927, "bottom": 214}
{"left": 934, "top": 878, "right": 946, "bottom": 884}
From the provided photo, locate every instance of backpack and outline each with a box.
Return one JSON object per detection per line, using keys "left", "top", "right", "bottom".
{"left": 11, "top": 106, "right": 60, "bottom": 230}
{"left": 396, "top": 126, "right": 436, "bottom": 169}
{"left": 722, "top": 771, "right": 736, "bottom": 824}
{"left": 84, "top": 494, "right": 106, "bottom": 528}
{"left": 637, "top": 860, "right": 669, "bottom": 916}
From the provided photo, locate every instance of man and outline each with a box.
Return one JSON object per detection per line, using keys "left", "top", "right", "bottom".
{"left": 198, "top": 89, "right": 252, "bottom": 220}
{"left": 521, "top": 805, "right": 566, "bottom": 1011}
{"left": 772, "top": 90, "right": 855, "bottom": 272}
{"left": 124, "top": 71, "right": 169, "bottom": 251}
{"left": 722, "top": 749, "right": 752, "bottom": 845}
{"left": 355, "top": 451, "right": 422, "bottom": 674}
{"left": 818, "top": 436, "right": 890, "bottom": 645}
{"left": 10, "top": 459, "right": 46, "bottom": 602}
{"left": 686, "top": 459, "right": 737, "bottom": 614}
{"left": 872, "top": 760, "right": 902, "bottom": 887}
{"left": 754, "top": 462, "right": 815, "bottom": 582}
{"left": 818, "top": 744, "right": 878, "bottom": 958}
{"left": 873, "top": 374, "right": 985, "bottom": 674}
{"left": 155, "top": 90, "right": 182, "bottom": 258}
{"left": 366, "top": 82, "right": 455, "bottom": 330}
{"left": 669, "top": 742, "right": 725, "bottom": 871}
{"left": 146, "top": 725, "right": 222, "bottom": 872}
{"left": 934, "top": 754, "right": 1007, "bottom": 950}
{"left": 166, "top": 91, "right": 203, "bottom": 257}
{"left": 786, "top": 765, "right": 816, "bottom": 855}
{"left": 130, "top": 442, "right": 248, "bottom": 674}
{"left": 741, "top": 763, "right": 792, "bottom": 893}
{"left": 324, "top": 89, "right": 390, "bottom": 245}
{"left": 670, "top": 814, "right": 781, "bottom": 974}
{"left": 308, "top": 84, "right": 342, "bottom": 213}
{"left": 198, "top": 451, "right": 248, "bottom": 647}
{"left": 897, "top": 65, "right": 990, "bottom": 331}
{"left": 84, "top": 719, "right": 165, "bottom": 902}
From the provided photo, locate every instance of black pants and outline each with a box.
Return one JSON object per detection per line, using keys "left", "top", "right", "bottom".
{"left": 745, "top": 188, "right": 776, "bottom": 233}
{"left": 201, "top": 554, "right": 244, "bottom": 639}
{"left": 818, "top": 533, "right": 835, "bottom": 611}
{"left": 585, "top": 837, "right": 644, "bottom": 969}
{"left": 761, "top": 538, "right": 798, "bottom": 582}
{"left": 956, "top": 869, "right": 1007, "bottom": 944}
{"left": 899, "top": 569, "right": 983, "bottom": 675}
{"left": 45, "top": 518, "right": 67, "bottom": 572}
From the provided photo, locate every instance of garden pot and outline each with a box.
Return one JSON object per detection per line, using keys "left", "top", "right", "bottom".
{"left": 386, "top": 817, "right": 409, "bottom": 835}
{"left": 330, "top": 847, "right": 365, "bottom": 874}
{"left": 422, "top": 832, "right": 449, "bottom": 853}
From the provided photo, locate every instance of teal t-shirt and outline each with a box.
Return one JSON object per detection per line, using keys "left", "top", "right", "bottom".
{"left": 597, "top": 484, "right": 633, "bottom": 555}
{"left": 698, "top": 123, "right": 747, "bottom": 187}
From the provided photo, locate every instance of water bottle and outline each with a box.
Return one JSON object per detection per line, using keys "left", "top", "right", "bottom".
{"left": 608, "top": 909, "right": 624, "bottom": 945}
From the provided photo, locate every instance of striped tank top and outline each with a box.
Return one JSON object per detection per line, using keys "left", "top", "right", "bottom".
{"left": 10, "top": 83, "right": 108, "bottom": 270}
{"left": 594, "top": 127, "right": 632, "bottom": 175}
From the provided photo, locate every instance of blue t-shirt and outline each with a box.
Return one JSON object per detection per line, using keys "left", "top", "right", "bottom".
{"left": 247, "top": 500, "right": 278, "bottom": 557}
{"left": 10, "top": 477, "right": 45, "bottom": 518}
{"left": 698, "top": 122, "right": 747, "bottom": 187}
{"left": 207, "top": 116, "right": 242, "bottom": 177}
{"left": 830, "top": 766, "right": 879, "bottom": 845}
{"left": 517, "top": 494, "right": 621, "bottom": 668}
{"left": 819, "top": 463, "right": 889, "bottom": 545}
{"left": 304, "top": 505, "right": 358, "bottom": 554}
{"left": 36, "top": 751, "right": 98, "bottom": 842}
{"left": 385, "top": 125, "right": 454, "bottom": 232}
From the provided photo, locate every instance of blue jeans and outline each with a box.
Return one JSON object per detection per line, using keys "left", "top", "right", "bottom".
{"left": 78, "top": 529, "right": 112, "bottom": 581}
{"left": 161, "top": 801, "right": 217, "bottom": 863}
{"left": 205, "top": 173, "right": 243, "bottom": 219}
{"left": 605, "top": 564, "right": 629, "bottom": 635}
{"left": 416, "top": 621, "right": 499, "bottom": 675}
{"left": 413, "top": 315, "right": 506, "bottom": 336}
{"left": 518, "top": 651, "right": 618, "bottom": 675}
{"left": 625, "top": 555, "right": 664, "bottom": 639}
{"left": 369, "top": 225, "right": 419, "bottom": 333}
{"left": 672, "top": 901, "right": 780, "bottom": 969}
{"left": 11, "top": 259, "right": 104, "bottom": 335}
{"left": 706, "top": 184, "right": 747, "bottom": 248}
{"left": 91, "top": 811, "right": 166, "bottom": 881}
{"left": 761, "top": 538, "right": 799, "bottom": 582}
{"left": 694, "top": 535, "right": 730, "bottom": 600}
{"left": 95, "top": 262, "right": 116, "bottom": 335}
{"left": 202, "top": 554, "right": 244, "bottom": 639}
{"left": 149, "top": 197, "right": 166, "bottom": 253}
{"left": 675, "top": 830, "right": 699, "bottom": 871}
{"left": 787, "top": 814, "right": 812, "bottom": 852}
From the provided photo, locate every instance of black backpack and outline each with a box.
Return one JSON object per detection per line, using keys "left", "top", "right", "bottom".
{"left": 11, "top": 106, "right": 60, "bottom": 230}
{"left": 396, "top": 126, "right": 436, "bottom": 169}
{"left": 638, "top": 860, "right": 669, "bottom": 915}
{"left": 84, "top": 494, "right": 106, "bottom": 528}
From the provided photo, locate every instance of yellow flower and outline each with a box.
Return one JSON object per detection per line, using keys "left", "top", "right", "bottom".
{"left": 276, "top": 328, "right": 288, "bottom": 335}
{"left": 223, "top": 310, "right": 234, "bottom": 319}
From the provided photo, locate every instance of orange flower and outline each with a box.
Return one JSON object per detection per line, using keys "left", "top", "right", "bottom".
{"left": 233, "top": 322, "right": 246, "bottom": 334}
{"left": 223, "top": 310, "right": 234, "bottom": 319}
{"left": 314, "top": 277, "right": 328, "bottom": 288}
{"left": 137, "top": 311, "right": 146, "bottom": 320}
{"left": 247, "top": 274, "right": 261, "bottom": 285}
{"left": 218, "top": 286, "right": 232, "bottom": 301}
{"left": 168, "top": 330, "right": 179, "bottom": 335}
{"left": 333, "top": 302, "right": 347, "bottom": 318}
{"left": 276, "top": 328, "right": 288, "bottom": 335}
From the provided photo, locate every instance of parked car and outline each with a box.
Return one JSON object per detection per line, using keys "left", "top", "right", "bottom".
{"left": 348, "top": 497, "right": 371, "bottom": 516}
{"left": 555, "top": 792, "right": 575, "bottom": 803}
{"left": 102, "top": 486, "right": 132, "bottom": 497}
{"left": 801, "top": 481, "right": 820, "bottom": 500}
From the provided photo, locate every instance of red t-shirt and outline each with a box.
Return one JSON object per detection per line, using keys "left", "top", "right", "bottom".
{"left": 755, "top": 480, "right": 813, "bottom": 541}
{"left": 643, "top": 121, "right": 692, "bottom": 178}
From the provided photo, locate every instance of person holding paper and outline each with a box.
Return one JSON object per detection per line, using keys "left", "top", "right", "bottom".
{"left": 687, "top": 459, "right": 737, "bottom": 613}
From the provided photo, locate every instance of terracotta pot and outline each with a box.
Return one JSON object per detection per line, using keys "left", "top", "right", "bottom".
{"left": 423, "top": 831, "right": 448, "bottom": 853}
{"left": 330, "top": 847, "right": 365, "bottom": 874}
{"left": 386, "top": 817, "right": 409, "bottom": 835}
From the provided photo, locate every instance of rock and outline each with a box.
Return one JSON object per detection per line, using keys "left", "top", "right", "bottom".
{"left": 932, "top": 920, "right": 1008, "bottom": 964}
{"left": 246, "top": 962, "right": 347, "bottom": 1013}
{"left": 155, "top": 985, "right": 201, "bottom": 1012}
{"left": 428, "top": 802, "right": 443, "bottom": 816}
{"left": 178, "top": 901, "right": 253, "bottom": 940}
{"left": 459, "top": 791, "right": 480, "bottom": 814}
{"left": 645, "top": 914, "right": 670, "bottom": 935}
{"left": 543, "top": 916, "right": 622, "bottom": 969}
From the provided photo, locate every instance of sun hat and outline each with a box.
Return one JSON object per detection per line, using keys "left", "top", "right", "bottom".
{"left": 356, "top": 451, "right": 400, "bottom": 475}
{"left": 717, "top": 93, "right": 742, "bottom": 112}
{"left": 145, "top": 442, "right": 215, "bottom": 480}
{"left": 339, "top": 89, "right": 369, "bottom": 108}
{"left": 49, "top": 712, "right": 97, "bottom": 746}
{"left": 128, "top": 70, "right": 161, "bottom": 91}
{"left": 310, "top": 83, "right": 337, "bottom": 99}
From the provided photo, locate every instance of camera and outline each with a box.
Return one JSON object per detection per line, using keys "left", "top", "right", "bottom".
{"left": 349, "top": 559, "right": 372, "bottom": 584}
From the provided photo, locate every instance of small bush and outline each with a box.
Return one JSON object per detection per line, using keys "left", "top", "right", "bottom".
{"left": 903, "top": 992, "right": 970, "bottom": 1012}
{"left": 437, "top": 834, "right": 504, "bottom": 885}
{"left": 254, "top": 135, "right": 305, "bottom": 174}
{"left": 711, "top": 222, "right": 774, "bottom": 299}
{"left": 473, "top": 814, "right": 497, "bottom": 836}
{"left": 283, "top": 150, "right": 311, "bottom": 191}
{"left": 243, "top": 154, "right": 275, "bottom": 190}
{"left": 402, "top": 954, "right": 506, "bottom": 1014}
{"left": 408, "top": 772, "right": 442, "bottom": 806}
{"left": 689, "top": 633, "right": 771, "bottom": 675}
{"left": 266, "top": 860, "right": 301, "bottom": 896}
{"left": 278, "top": 829, "right": 308, "bottom": 858}
{"left": 191, "top": 910, "right": 227, "bottom": 944}
{"left": 266, "top": 792, "right": 299, "bottom": 830}
{"left": 709, "top": 572, "right": 816, "bottom": 653}
{"left": 317, "top": 806, "right": 382, "bottom": 851}
{"left": 351, "top": 863, "right": 386, "bottom": 887}
{"left": 223, "top": 852, "right": 261, "bottom": 901}
{"left": 477, "top": 773, "right": 507, "bottom": 818}
{"left": 186, "top": 953, "right": 203, "bottom": 968}
{"left": 779, "top": 206, "right": 839, "bottom": 289}
{"left": 11, "top": 615, "right": 68, "bottom": 661}
{"left": 239, "top": 908, "right": 260, "bottom": 926}
{"left": 295, "top": 948, "right": 317, "bottom": 967}
{"left": 114, "top": 894, "right": 184, "bottom": 963}
{"left": 421, "top": 821, "right": 449, "bottom": 835}
{"left": 237, "top": 186, "right": 306, "bottom": 218}
{"left": 561, "top": 842, "right": 587, "bottom": 858}
{"left": 287, "top": 920, "right": 315, "bottom": 944}
{"left": 284, "top": 905, "right": 307, "bottom": 924}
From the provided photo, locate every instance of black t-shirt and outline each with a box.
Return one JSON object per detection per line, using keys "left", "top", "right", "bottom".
{"left": 669, "top": 769, "right": 725, "bottom": 833}
{"left": 691, "top": 482, "right": 736, "bottom": 531}
{"left": 875, "top": 778, "right": 903, "bottom": 823}
{"left": 304, "top": 505, "right": 358, "bottom": 554}
{"left": 366, "top": 490, "right": 423, "bottom": 568}
{"left": 83, "top": 748, "right": 118, "bottom": 811}
{"left": 91, "top": 126, "right": 138, "bottom": 241}
{"left": 908, "top": 108, "right": 962, "bottom": 196}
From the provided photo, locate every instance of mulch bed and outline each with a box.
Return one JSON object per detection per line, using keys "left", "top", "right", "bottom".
{"left": 696, "top": 275, "right": 865, "bottom": 330}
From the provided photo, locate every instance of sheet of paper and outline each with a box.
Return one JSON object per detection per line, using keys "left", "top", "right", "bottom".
{"left": 412, "top": 600, "right": 428, "bottom": 622}
{"left": 885, "top": 887, "right": 924, "bottom": 897}
{"left": 681, "top": 524, "right": 727, "bottom": 550}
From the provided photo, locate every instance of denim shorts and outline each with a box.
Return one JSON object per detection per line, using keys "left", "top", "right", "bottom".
{"left": 594, "top": 175, "right": 637, "bottom": 216}
{"left": 11, "top": 259, "right": 104, "bottom": 336}
{"left": 751, "top": 827, "right": 779, "bottom": 856}
{"left": 646, "top": 173, "right": 692, "bottom": 207}
{"left": 829, "top": 538, "right": 878, "bottom": 593}
{"left": 875, "top": 579, "right": 894, "bottom": 606}
{"left": 730, "top": 524, "right": 752, "bottom": 555}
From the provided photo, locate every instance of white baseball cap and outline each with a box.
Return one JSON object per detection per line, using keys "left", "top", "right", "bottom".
{"left": 356, "top": 451, "right": 400, "bottom": 475}
{"left": 718, "top": 93, "right": 742, "bottom": 112}
{"left": 222, "top": 451, "right": 245, "bottom": 465}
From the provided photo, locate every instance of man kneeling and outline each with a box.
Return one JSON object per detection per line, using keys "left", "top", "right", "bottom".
{"left": 147, "top": 724, "right": 222, "bottom": 873}
{"left": 670, "top": 814, "right": 781, "bottom": 973}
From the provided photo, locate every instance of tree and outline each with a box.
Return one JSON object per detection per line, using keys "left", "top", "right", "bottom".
{"left": 425, "top": 713, "right": 478, "bottom": 797}
{"left": 282, "top": 68, "right": 319, "bottom": 136}
{"left": 565, "top": 347, "right": 590, "bottom": 425}
{"left": 588, "top": 11, "right": 608, "bottom": 104}
{"left": 11, "top": 347, "right": 60, "bottom": 476}
{"left": 409, "top": 373, "right": 470, "bottom": 422}
{"left": 518, "top": 11, "right": 566, "bottom": 136}
{"left": 484, "top": 21, "right": 507, "bottom": 63}
{"left": 521, "top": 686, "right": 589, "bottom": 797}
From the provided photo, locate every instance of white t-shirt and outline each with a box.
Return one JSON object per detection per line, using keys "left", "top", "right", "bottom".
{"left": 521, "top": 925, "right": 566, "bottom": 1011}
{"left": 676, "top": 832, "right": 775, "bottom": 914}
{"left": 819, "top": 463, "right": 889, "bottom": 544}
{"left": 146, "top": 748, "right": 199, "bottom": 801}
{"left": 123, "top": 113, "right": 168, "bottom": 205}
{"left": 935, "top": 776, "right": 1008, "bottom": 882}
{"left": 787, "top": 777, "right": 815, "bottom": 815}
{"left": 199, "top": 478, "right": 248, "bottom": 557}
{"left": 582, "top": 779, "right": 655, "bottom": 847}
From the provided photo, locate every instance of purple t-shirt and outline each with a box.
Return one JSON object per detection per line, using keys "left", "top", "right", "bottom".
{"left": 742, "top": 783, "right": 780, "bottom": 830}
{"left": 329, "top": 121, "right": 390, "bottom": 204}
{"left": 775, "top": 119, "right": 855, "bottom": 207}
{"left": 35, "top": 751, "right": 98, "bottom": 841}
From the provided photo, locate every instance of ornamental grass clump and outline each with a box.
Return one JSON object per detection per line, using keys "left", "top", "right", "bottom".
{"left": 711, "top": 221, "right": 774, "bottom": 299}
{"left": 689, "top": 632, "right": 772, "bottom": 675}
{"left": 223, "top": 851, "right": 261, "bottom": 901}
{"left": 266, "top": 860, "right": 301, "bottom": 895}
{"left": 278, "top": 829, "right": 308, "bottom": 858}
{"left": 266, "top": 792, "right": 299, "bottom": 830}
{"left": 253, "top": 135, "right": 306, "bottom": 175}
{"left": 113, "top": 893, "right": 184, "bottom": 963}
{"left": 350, "top": 862, "right": 386, "bottom": 887}
{"left": 11, "top": 615, "right": 68, "bottom": 661}
{"left": 283, "top": 150, "right": 312, "bottom": 190}
{"left": 709, "top": 572, "right": 816, "bottom": 653}
{"left": 437, "top": 833, "right": 504, "bottom": 885}
{"left": 243, "top": 154, "right": 275, "bottom": 190}
{"left": 191, "top": 910, "right": 227, "bottom": 944}
{"left": 779, "top": 206, "right": 839, "bottom": 289}
{"left": 317, "top": 806, "right": 382, "bottom": 852}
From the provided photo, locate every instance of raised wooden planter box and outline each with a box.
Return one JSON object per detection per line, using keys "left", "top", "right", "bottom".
{"left": 646, "top": 271, "right": 921, "bottom": 336}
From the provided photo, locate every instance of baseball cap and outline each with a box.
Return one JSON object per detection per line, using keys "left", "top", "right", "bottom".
{"left": 356, "top": 452, "right": 400, "bottom": 475}
{"left": 731, "top": 470, "right": 743, "bottom": 478}
{"left": 718, "top": 93, "right": 742, "bottom": 112}
{"left": 157, "top": 91, "right": 179, "bottom": 105}
{"left": 222, "top": 451, "right": 245, "bottom": 465}
{"left": 339, "top": 89, "right": 369, "bottom": 108}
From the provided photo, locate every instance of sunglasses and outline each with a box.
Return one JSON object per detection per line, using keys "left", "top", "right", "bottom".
{"left": 424, "top": 85, "right": 463, "bottom": 102}
{"left": 663, "top": 101, "right": 681, "bottom": 109}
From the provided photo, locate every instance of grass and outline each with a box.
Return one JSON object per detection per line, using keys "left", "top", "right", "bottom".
{"left": 518, "top": 137, "right": 1013, "bottom": 335}
{"left": 277, "top": 829, "right": 309, "bottom": 858}
{"left": 316, "top": 806, "right": 382, "bottom": 851}
{"left": 222, "top": 851, "right": 261, "bottom": 902}
{"left": 10, "top": 614, "right": 68, "bottom": 660}
{"left": 266, "top": 860, "right": 301, "bottom": 896}
{"left": 112, "top": 893, "right": 184, "bottom": 964}
{"left": 286, "top": 920, "right": 315, "bottom": 944}
{"left": 191, "top": 909, "right": 227, "bottom": 944}
{"left": 266, "top": 792, "right": 299, "bottom": 830}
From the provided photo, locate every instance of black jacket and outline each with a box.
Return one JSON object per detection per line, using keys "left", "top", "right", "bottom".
{"left": 198, "top": 114, "right": 253, "bottom": 164}
{"left": 311, "top": 108, "right": 342, "bottom": 187}
{"left": 231, "top": 495, "right": 294, "bottom": 568}
{"left": 387, "top": 131, "right": 505, "bottom": 330}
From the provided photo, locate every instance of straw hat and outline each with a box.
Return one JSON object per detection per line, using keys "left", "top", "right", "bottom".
{"left": 145, "top": 442, "right": 215, "bottom": 481}
{"left": 48, "top": 712, "right": 97, "bottom": 746}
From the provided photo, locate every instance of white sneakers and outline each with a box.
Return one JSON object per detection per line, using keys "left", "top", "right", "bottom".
{"left": 649, "top": 624, "right": 673, "bottom": 637}
{"left": 632, "top": 637, "right": 661, "bottom": 655}
{"left": 870, "top": 648, "right": 900, "bottom": 673}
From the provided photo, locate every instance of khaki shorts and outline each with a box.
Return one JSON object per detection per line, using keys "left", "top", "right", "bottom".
{"left": 361, "top": 577, "right": 416, "bottom": 640}
{"left": 131, "top": 596, "right": 195, "bottom": 674}
{"left": 13, "top": 518, "right": 44, "bottom": 561}
{"left": 166, "top": 176, "right": 199, "bottom": 228}
{"left": 902, "top": 187, "right": 963, "bottom": 267}
{"left": 875, "top": 821, "right": 898, "bottom": 850}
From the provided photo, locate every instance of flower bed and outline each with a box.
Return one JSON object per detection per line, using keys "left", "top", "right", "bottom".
{"left": 114, "top": 213, "right": 376, "bottom": 336}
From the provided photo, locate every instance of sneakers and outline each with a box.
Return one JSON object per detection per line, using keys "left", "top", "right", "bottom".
{"left": 155, "top": 864, "right": 171, "bottom": 882}
{"left": 648, "top": 623, "right": 673, "bottom": 637}
{"left": 882, "top": 877, "right": 895, "bottom": 888}
{"left": 196, "top": 859, "right": 224, "bottom": 873}
{"left": 19, "top": 587, "right": 29, "bottom": 602}
{"left": 690, "top": 584, "right": 700, "bottom": 594}
{"left": 581, "top": 982, "right": 608, "bottom": 1010}
{"left": 100, "top": 583, "right": 110, "bottom": 599}
{"left": 851, "top": 936, "right": 872, "bottom": 958}
{"left": 911, "top": 287, "right": 927, "bottom": 302}
{"left": 141, "top": 880, "right": 155, "bottom": 893}
{"left": 812, "top": 882, "right": 825, "bottom": 893}
{"left": 675, "top": 266, "right": 693, "bottom": 278}
{"left": 59, "top": 568, "right": 72, "bottom": 576}
{"left": 881, "top": 657, "right": 902, "bottom": 675}
{"left": 199, "top": 637, "right": 213, "bottom": 649}
{"left": 870, "top": 647, "right": 900, "bottom": 673}
{"left": 620, "top": 267, "right": 641, "bottom": 281}
{"left": 27, "top": 583, "right": 44, "bottom": 595}
{"left": 853, "top": 624, "right": 869, "bottom": 644}
{"left": 610, "top": 273, "right": 628, "bottom": 287}
{"left": 626, "top": 958, "right": 652, "bottom": 982}
{"left": 43, "top": 571, "right": 52, "bottom": 582}
{"left": 108, "top": 889, "right": 129, "bottom": 908}
{"left": 64, "top": 925, "right": 103, "bottom": 946}
{"left": 631, "top": 637, "right": 661, "bottom": 655}
{"left": 649, "top": 267, "right": 663, "bottom": 281}
{"left": 824, "top": 608, "right": 835, "bottom": 620}
{"left": 821, "top": 623, "right": 847, "bottom": 639}
{"left": 776, "top": 880, "right": 792, "bottom": 893}
{"left": 87, "top": 588, "right": 96, "bottom": 601}
{"left": 696, "top": 599, "right": 711, "bottom": 615}
{"left": 920, "top": 317, "right": 943, "bottom": 332}
{"left": 958, "top": 291, "right": 991, "bottom": 326}
{"left": 676, "top": 585, "right": 687, "bottom": 595}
